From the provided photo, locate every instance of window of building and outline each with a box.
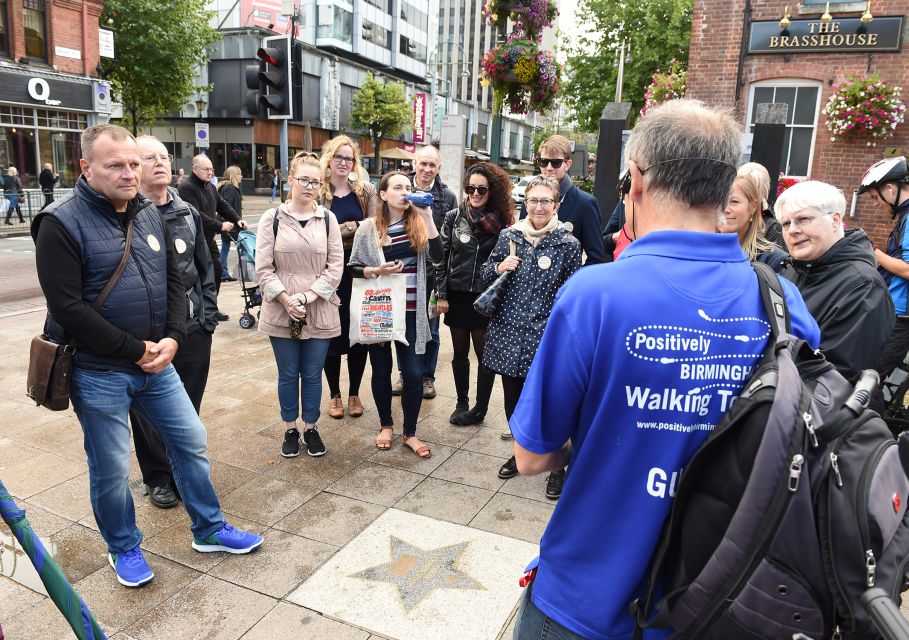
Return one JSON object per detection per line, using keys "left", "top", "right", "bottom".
{"left": 364, "top": 0, "right": 391, "bottom": 13}
{"left": 509, "top": 132, "right": 518, "bottom": 157}
{"left": 746, "top": 80, "right": 822, "bottom": 177}
{"left": 362, "top": 20, "right": 391, "bottom": 48}
{"left": 399, "top": 35, "right": 426, "bottom": 62}
{"left": 400, "top": 3, "right": 428, "bottom": 32}
{"left": 317, "top": 4, "right": 352, "bottom": 43}
{"left": 23, "top": 0, "right": 47, "bottom": 61}
{"left": 0, "top": 1, "right": 8, "bottom": 55}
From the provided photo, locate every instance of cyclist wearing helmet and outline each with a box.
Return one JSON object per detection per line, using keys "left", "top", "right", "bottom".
{"left": 862, "top": 156, "right": 909, "bottom": 380}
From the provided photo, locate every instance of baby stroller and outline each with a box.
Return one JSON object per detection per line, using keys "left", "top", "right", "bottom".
{"left": 235, "top": 229, "right": 261, "bottom": 329}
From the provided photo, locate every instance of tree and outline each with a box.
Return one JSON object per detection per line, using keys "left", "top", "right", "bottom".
{"left": 350, "top": 75, "right": 413, "bottom": 173}
{"left": 100, "top": 0, "right": 220, "bottom": 136}
{"left": 564, "top": 0, "right": 692, "bottom": 132}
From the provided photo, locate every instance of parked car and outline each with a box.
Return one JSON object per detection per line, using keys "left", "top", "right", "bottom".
{"left": 511, "top": 176, "right": 533, "bottom": 204}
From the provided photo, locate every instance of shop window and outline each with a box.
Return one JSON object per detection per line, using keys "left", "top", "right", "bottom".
{"left": 746, "top": 80, "right": 822, "bottom": 178}
{"left": 0, "top": 1, "right": 8, "bottom": 55}
{"left": 23, "top": 0, "right": 47, "bottom": 61}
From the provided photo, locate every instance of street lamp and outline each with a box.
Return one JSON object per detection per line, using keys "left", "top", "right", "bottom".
{"left": 195, "top": 96, "right": 208, "bottom": 117}
{"left": 425, "top": 41, "right": 471, "bottom": 142}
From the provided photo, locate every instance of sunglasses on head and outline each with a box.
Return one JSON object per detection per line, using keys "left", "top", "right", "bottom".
{"left": 536, "top": 157, "right": 567, "bottom": 169}
{"left": 465, "top": 185, "right": 489, "bottom": 195}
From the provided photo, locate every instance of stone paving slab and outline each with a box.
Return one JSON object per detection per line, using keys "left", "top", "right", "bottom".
{"left": 287, "top": 509, "right": 536, "bottom": 640}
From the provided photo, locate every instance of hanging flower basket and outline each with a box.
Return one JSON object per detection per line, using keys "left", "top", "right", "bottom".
{"left": 777, "top": 174, "right": 809, "bottom": 197}
{"left": 482, "top": 0, "right": 558, "bottom": 40}
{"left": 640, "top": 59, "right": 687, "bottom": 119}
{"left": 480, "top": 34, "right": 561, "bottom": 115}
{"left": 823, "top": 72, "right": 906, "bottom": 147}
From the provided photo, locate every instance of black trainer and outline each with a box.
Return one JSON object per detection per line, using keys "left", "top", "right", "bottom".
{"left": 545, "top": 470, "right": 565, "bottom": 500}
{"left": 281, "top": 428, "right": 300, "bottom": 457}
{"left": 147, "top": 484, "right": 179, "bottom": 509}
{"left": 303, "top": 428, "right": 326, "bottom": 457}
{"left": 498, "top": 456, "right": 518, "bottom": 479}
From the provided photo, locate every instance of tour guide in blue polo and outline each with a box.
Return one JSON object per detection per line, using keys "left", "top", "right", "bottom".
{"left": 32, "top": 124, "right": 262, "bottom": 588}
{"left": 508, "top": 101, "right": 820, "bottom": 639}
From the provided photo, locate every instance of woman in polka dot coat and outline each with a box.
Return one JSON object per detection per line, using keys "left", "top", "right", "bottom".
{"left": 482, "top": 176, "right": 582, "bottom": 417}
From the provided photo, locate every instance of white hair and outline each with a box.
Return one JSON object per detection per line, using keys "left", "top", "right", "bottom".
{"left": 774, "top": 180, "right": 846, "bottom": 218}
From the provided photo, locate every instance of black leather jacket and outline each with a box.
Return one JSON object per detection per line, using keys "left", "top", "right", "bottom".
{"left": 437, "top": 204, "right": 500, "bottom": 298}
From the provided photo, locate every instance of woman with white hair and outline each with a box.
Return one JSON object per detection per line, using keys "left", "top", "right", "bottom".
{"left": 777, "top": 180, "right": 894, "bottom": 381}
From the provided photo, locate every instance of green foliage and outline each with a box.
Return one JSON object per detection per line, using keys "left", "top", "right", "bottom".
{"left": 100, "top": 0, "right": 220, "bottom": 135}
{"left": 531, "top": 128, "right": 554, "bottom": 153}
{"left": 350, "top": 74, "right": 414, "bottom": 170}
{"left": 564, "top": 0, "right": 692, "bottom": 131}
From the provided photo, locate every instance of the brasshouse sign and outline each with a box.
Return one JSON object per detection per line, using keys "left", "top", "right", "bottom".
{"left": 748, "top": 16, "right": 903, "bottom": 54}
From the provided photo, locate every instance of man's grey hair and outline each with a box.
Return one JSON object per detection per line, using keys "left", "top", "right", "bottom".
{"left": 192, "top": 154, "right": 212, "bottom": 167}
{"left": 415, "top": 145, "right": 441, "bottom": 161}
{"left": 626, "top": 99, "right": 741, "bottom": 210}
{"left": 81, "top": 124, "right": 134, "bottom": 162}
{"left": 774, "top": 181, "right": 847, "bottom": 218}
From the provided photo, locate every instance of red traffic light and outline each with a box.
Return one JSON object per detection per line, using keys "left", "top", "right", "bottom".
{"left": 256, "top": 47, "right": 284, "bottom": 67}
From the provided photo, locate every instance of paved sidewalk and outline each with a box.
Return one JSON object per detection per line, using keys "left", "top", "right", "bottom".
{"left": 0, "top": 280, "right": 553, "bottom": 639}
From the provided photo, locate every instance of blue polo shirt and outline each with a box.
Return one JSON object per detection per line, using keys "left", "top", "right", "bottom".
{"left": 510, "top": 231, "right": 820, "bottom": 640}
{"left": 888, "top": 204, "right": 909, "bottom": 315}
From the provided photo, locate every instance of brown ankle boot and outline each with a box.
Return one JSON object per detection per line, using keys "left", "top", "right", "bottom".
{"left": 348, "top": 395, "right": 364, "bottom": 417}
{"left": 328, "top": 395, "right": 344, "bottom": 419}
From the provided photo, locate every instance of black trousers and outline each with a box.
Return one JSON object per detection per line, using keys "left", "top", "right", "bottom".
{"left": 877, "top": 316, "right": 909, "bottom": 381}
{"left": 131, "top": 330, "right": 212, "bottom": 488}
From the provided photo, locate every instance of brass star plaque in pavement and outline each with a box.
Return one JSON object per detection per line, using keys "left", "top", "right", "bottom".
{"left": 351, "top": 536, "right": 485, "bottom": 613}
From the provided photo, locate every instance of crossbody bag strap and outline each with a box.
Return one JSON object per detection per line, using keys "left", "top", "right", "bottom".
{"left": 93, "top": 221, "right": 134, "bottom": 311}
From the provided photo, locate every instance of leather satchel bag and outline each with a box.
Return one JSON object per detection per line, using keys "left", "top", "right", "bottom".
{"left": 26, "top": 223, "right": 134, "bottom": 411}
{"left": 474, "top": 240, "right": 516, "bottom": 318}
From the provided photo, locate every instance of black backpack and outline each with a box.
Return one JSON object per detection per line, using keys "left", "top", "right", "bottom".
{"left": 633, "top": 262, "right": 909, "bottom": 640}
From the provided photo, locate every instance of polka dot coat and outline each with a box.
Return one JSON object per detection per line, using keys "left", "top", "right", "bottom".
{"left": 481, "top": 225, "right": 582, "bottom": 378}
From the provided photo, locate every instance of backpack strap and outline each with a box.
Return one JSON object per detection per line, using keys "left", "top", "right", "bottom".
{"left": 752, "top": 262, "right": 791, "bottom": 338}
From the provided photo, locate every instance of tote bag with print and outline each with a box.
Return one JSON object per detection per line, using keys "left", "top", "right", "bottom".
{"left": 350, "top": 274, "right": 408, "bottom": 346}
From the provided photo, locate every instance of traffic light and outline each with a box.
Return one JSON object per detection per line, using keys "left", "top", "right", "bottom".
{"left": 244, "top": 59, "right": 266, "bottom": 118}
{"left": 253, "top": 36, "right": 293, "bottom": 120}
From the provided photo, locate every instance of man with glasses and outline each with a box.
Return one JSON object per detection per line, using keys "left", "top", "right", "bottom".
{"left": 522, "top": 134, "right": 604, "bottom": 265}
{"left": 32, "top": 125, "right": 262, "bottom": 589}
{"left": 393, "top": 145, "right": 457, "bottom": 399}
{"left": 178, "top": 154, "right": 248, "bottom": 321}
{"left": 777, "top": 180, "right": 893, "bottom": 381}
{"left": 507, "top": 100, "right": 819, "bottom": 640}
{"left": 130, "top": 136, "right": 220, "bottom": 509}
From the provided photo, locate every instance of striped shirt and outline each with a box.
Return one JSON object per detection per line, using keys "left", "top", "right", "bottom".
{"left": 383, "top": 220, "right": 418, "bottom": 311}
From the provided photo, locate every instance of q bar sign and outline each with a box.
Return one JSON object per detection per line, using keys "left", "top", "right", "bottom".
{"left": 413, "top": 92, "right": 427, "bottom": 144}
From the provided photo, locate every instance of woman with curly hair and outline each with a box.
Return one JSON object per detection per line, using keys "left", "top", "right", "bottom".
{"left": 436, "top": 162, "right": 514, "bottom": 425}
{"left": 319, "top": 135, "right": 378, "bottom": 421}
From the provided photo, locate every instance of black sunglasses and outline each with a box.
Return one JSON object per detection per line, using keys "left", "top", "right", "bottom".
{"left": 536, "top": 157, "right": 567, "bottom": 169}
{"left": 465, "top": 185, "right": 489, "bottom": 195}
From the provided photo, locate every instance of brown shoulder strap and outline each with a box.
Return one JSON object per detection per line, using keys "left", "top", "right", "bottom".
{"left": 93, "top": 222, "right": 133, "bottom": 311}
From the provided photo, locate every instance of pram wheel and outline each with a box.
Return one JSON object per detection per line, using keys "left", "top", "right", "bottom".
{"left": 239, "top": 313, "right": 255, "bottom": 329}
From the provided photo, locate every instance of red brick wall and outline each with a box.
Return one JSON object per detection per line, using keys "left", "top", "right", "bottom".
{"left": 688, "top": 0, "right": 909, "bottom": 245}
{"left": 5, "top": 0, "right": 103, "bottom": 77}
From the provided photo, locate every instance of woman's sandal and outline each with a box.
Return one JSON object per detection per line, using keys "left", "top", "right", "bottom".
{"left": 376, "top": 427, "right": 393, "bottom": 450}
{"left": 402, "top": 436, "right": 432, "bottom": 459}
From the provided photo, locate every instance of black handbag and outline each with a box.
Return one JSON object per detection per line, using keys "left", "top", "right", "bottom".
{"left": 473, "top": 240, "right": 516, "bottom": 318}
{"left": 26, "top": 223, "right": 133, "bottom": 411}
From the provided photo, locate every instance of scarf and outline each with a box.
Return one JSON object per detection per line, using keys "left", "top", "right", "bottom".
{"left": 465, "top": 205, "right": 503, "bottom": 238}
{"left": 514, "top": 214, "right": 560, "bottom": 247}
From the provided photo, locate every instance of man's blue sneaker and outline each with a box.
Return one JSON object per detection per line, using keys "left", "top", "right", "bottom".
{"left": 192, "top": 524, "right": 263, "bottom": 554}
{"left": 108, "top": 547, "right": 154, "bottom": 587}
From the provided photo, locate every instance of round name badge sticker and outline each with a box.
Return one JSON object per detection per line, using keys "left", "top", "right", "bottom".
{"left": 147, "top": 235, "right": 161, "bottom": 252}
{"left": 538, "top": 255, "right": 552, "bottom": 270}
{"left": 563, "top": 221, "right": 574, "bottom": 233}
{"left": 174, "top": 238, "right": 187, "bottom": 254}
{"left": 459, "top": 233, "right": 471, "bottom": 244}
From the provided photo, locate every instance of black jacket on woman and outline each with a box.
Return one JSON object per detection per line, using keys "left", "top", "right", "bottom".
{"left": 436, "top": 204, "right": 501, "bottom": 298}
{"left": 780, "top": 228, "right": 894, "bottom": 381}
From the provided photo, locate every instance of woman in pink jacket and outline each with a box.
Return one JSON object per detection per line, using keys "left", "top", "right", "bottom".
{"left": 256, "top": 152, "right": 344, "bottom": 459}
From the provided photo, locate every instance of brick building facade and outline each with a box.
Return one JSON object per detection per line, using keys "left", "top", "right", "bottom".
{"left": 0, "top": 0, "right": 109, "bottom": 190}
{"left": 687, "top": 0, "right": 909, "bottom": 245}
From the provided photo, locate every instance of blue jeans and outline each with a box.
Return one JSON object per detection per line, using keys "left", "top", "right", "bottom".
{"left": 269, "top": 336, "right": 331, "bottom": 424}
{"left": 514, "top": 583, "right": 590, "bottom": 640}
{"left": 219, "top": 233, "right": 232, "bottom": 279}
{"left": 71, "top": 365, "right": 225, "bottom": 554}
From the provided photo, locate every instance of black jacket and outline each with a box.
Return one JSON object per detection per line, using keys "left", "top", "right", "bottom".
{"left": 520, "top": 174, "right": 605, "bottom": 264}
{"left": 161, "top": 188, "right": 218, "bottom": 334}
{"left": 437, "top": 204, "right": 501, "bottom": 297}
{"left": 410, "top": 172, "right": 458, "bottom": 229}
{"left": 762, "top": 208, "right": 787, "bottom": 251}
{"left": 39, "top": 169, "right": 58, "bottom": 193}
{"left": 32, "top": 178, "right": 186, "bottom": 372}
{"left": 781, "top": 229, "right": 895, "bottom": 380}
{"left": 177, "top": 173, "right": 240, "bottom": 248}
